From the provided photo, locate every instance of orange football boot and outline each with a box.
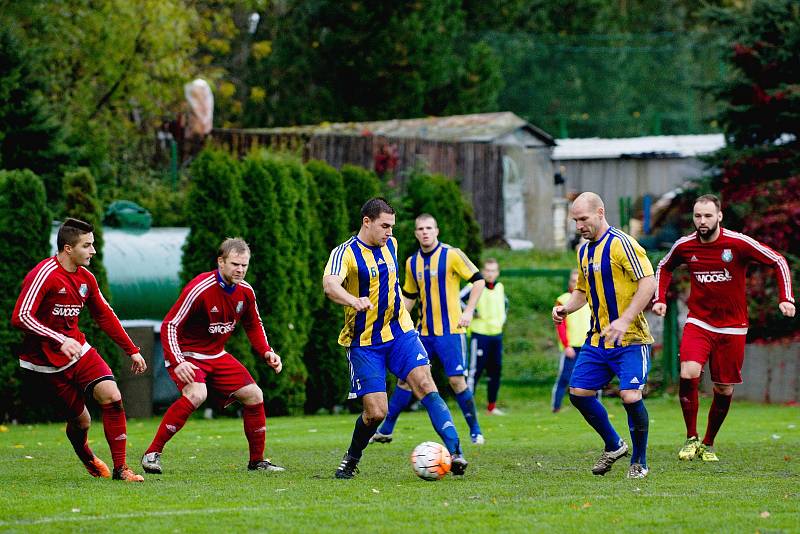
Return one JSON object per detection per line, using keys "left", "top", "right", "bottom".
{"left": 84, "top": 456, "right": 111, "bottom": 478}
{"left": 112, "top": 465, "right": 145, "bottom": 482}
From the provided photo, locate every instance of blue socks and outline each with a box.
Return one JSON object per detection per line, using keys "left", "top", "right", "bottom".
{"left": 421, "top": 392, "right": 461, "bottom": 455}
{"left": 623, "top": 399, "right": 649, "bottom": 467}
{"left": 569, "top": 394, "right": 623, "bottom": 452}
{"left": 347, "top": 414, "right": 379, "bottom": 459}
{"left": 455, "top": 388, "right": 481, "bottom": 436}
{"left": 378, "top": 386, "right": 413, "bottom": 435}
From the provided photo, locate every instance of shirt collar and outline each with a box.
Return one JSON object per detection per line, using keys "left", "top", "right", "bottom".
{"left": 215, "top": 269, "right": 237, "bottom": 294}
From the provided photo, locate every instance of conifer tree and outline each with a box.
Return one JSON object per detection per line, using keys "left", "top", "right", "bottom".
{"left": 181, "top": 149, "right": 245, "bottom": 284}
{"left": 0, "top": 170, "right": 50, "bottom": 420}
{"left": 239, "top": 152, "right": 309, "bottom": 414}
{"left": 303, "top": 160, "right": 350, "bottom": 413}
{"left": 701, "top": 0, "right": 799, "bottom": 340}
{"left": 63, "top": 168, "right": 121, "bottom": 371}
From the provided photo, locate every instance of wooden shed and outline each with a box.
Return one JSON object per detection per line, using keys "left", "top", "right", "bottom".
{"left": 553, "top": 134, "right": 726, "bottom": 228}
{"left": 212, "top": 112, "right": 555, "bottom": 246}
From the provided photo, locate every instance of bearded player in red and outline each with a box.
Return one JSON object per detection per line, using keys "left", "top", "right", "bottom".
{"left": 653, "top": 194, "right": 795, "bottom": 462}
{"left": 141, "top": 238, "right": 284, "bottom": 474}
{"left": 12, "top": 218, "right": 146, "bottom": 482}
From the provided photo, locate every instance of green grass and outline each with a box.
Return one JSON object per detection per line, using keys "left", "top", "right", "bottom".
{"left": 480, "top": 248, "right": 576, "bottom": 384}
{"left": 1, "top": 385, "right": 798, "bottom": 533}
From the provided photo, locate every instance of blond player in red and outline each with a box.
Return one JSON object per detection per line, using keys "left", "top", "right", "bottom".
{"left": 653, "top": 194, "right": 795, "bottom": 462}
{"left": 12, "top": 218, "right": 146, "bottom": 482}
{"left": 141, "top": 238, "right": 284, "bottom": 474}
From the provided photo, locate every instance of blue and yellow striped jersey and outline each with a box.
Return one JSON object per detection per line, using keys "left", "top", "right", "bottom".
{"left": 402, "top": 243, "right": 480, "bottom": 336}
{"left": 324, "top": 236, "right": 414, "bottom": 347}
{"left": 577, "top": 227, "right": 654, "bottom": 348}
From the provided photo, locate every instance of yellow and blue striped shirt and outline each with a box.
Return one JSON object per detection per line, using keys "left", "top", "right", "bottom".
{"left": 325, "top": 236, "right": 414, "bottom": 347}
{"left": 402, "top": 243, "right": 480, "bottom": 336}
{"left": 577, "top": 227, "right": 654, "bottom": 348}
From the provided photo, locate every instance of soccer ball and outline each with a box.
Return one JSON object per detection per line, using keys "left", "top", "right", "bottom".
{"left": 410, "top": 441, "right": 451, "bottom": 481}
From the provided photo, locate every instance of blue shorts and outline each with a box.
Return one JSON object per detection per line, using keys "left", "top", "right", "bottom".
{"left": 420, "top": 333, "right": 468, "bottom": 377}
{"left": 346, "top": 330, "right": 430, "bottom": 399}
{"left": 569, "top": 343, "right": 651, "bottom": 391}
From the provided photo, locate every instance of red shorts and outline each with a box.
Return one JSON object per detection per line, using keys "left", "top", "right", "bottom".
{"left": 679, "top": 322, "right": 746, "bottom": 384}
{"left": 42, "top": 349, "right": 114, "bottom": 419}
{"left": 168, "top": 353, "right": 255, "bottom": 407}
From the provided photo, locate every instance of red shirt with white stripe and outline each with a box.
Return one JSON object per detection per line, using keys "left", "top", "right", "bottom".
{"left": 161, "top": 270, "right": 272, "bottom": 368}
{"left": 11, "top": 256, "right": 140, "bottom": 372}
{"left": 655, "top": 228, "right": 794, "bottom": 334}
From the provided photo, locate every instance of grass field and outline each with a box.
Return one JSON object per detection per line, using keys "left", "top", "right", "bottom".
{"left": 1, "top": 385, "right": 797, "bottom": 533}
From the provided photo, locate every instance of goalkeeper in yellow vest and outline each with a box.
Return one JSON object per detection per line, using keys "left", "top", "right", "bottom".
{"left": 463, "top": 258, "right": 507, "bottom": 415}
{"left": 371, "top": 214, "right": 486, "bottom": 445}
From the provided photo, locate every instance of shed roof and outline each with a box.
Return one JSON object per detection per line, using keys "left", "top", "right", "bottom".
{"left": 553, "top": 134, "right": 725, "bottom": 160}
{"left": 230, "top": 112, "right": 556, "bottom": 146}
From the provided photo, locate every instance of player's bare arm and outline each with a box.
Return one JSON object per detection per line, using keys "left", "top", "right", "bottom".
{"left": 552, "top": 290, "right": 587, "bottom": 324}
{"left": 323, "top": 274, "right": 373, "bottom": 310}
{"left": 402, "top": 295, "right": 416, "bottom": 312}
{"left": 459, "top": 278, "right": 485, "bottom": 328}
{"left": 601, "top": 275, "right": 656, "bottom": 344}
{"left": 265, "top": 350, "right": 283, "bottom": 373}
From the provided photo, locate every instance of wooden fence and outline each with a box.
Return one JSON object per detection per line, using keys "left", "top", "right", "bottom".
{"left": 212, "top": 129, "right": 505, "bottom": 241}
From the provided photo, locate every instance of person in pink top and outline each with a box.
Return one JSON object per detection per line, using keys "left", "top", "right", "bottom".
{"left": 12, "top": 218, "right": 146, "bottom": 482}
{"left": 141, "top": 238, "right": 284, "bottom": 474}
{"left": 653, "top": 194, "right": 795, "bottom": 462}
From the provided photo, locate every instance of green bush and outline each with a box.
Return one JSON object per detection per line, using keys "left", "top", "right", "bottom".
{"left": 303, "top": 160, "right": 351, "bottom": 413}
{"left": 98, "top": 168, "right": 187, "bottom": 228}
{"left": 340, "top": 164, "right": 382, "bottom": 233}
{"left": 0, "top": 27, "right": 69, "bottom": 204}
{"left": 396, "top": 171, "right": 483, "bottom": 263}
{"left": 63, "top": 168, "right": 123, "bottom": 374}
{"left": 239, "top": 152, "right": 309, "bottom": 415}
{"left": 181, "top": 149, "right": 244, "bottom": 284}
{"left": 0, "top": 170, "right": 51, "bottom": 421}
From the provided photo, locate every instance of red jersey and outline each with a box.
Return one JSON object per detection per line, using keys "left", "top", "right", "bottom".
{"left": 12, "top": 256, "right": 140, "bottom": 372}
{"left": 161, "top": 270, "right": 272, "bottom": 368}
{"left": 655, "top": 228, "right": 794, "bottom": 334}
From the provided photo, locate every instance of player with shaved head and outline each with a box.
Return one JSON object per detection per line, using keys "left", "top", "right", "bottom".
{"left": 553, "top": 192, "right": 657, "bottom": 479}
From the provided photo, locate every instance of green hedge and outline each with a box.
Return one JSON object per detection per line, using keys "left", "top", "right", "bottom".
{"left": 63, "top": 168, "right": 122, "bottom": 374}
{"left": 0, "top": 170, "right": 51, "bottom": 421}
{"left": 396, "top": 171, "right": 483, "bottom": 262}
{"left": 303, "top": 160, "right": 351, "bottom": 413}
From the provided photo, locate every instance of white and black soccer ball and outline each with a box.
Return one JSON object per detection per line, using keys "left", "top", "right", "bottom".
{"left": 410, "top": 441, "right": 451, "bottom": 481}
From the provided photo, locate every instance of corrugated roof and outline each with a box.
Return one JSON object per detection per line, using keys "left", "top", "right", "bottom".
{"left": 552, "top": 134, "right": 725, "bottom": 160}
{"left": 230, "top": 112, "right": 555, "bottom": 146}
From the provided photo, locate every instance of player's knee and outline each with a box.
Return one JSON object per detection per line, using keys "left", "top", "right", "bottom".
{"left": 713, "top": 384, "right": 734, "bottom": 396}
{"left": 233, "top": 383, "right": 263, "bottom": 405}
{"left": 620, "top": 389, "right": 643, "bottom": 403}
{"left": 406, "top": 367, "right": 437, "bottom": 396}
{"left": 362, "top": 407, "right": 386, "bottom": 425}
{"left": 448, "top": 375, "right": 467, "bottom": 393}
{"left": 70, "top": 411, "right": 91, "bottom": 430}
{"left": 679, "top": 362, "right": 702, "bottom": 379}
{"left": 183, "top": 385, "right": 207, "bottom": 407}
{"left": 569, "top": 387, "right": 595, "bottom": 398}
{"left": 93, "top": 380, "right": 121, "bottom": 404}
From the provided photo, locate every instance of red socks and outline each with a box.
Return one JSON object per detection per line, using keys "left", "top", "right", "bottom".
{"left": 66, "top": 421, "right": 94, "bottom": 464}
{"left": 146, "top": 395, "right": 196, "bottom": 454}
{"left": 243, "top": 402, "right": 267, "bottom": 462}
{"left": 703, "top": 391, "right": 733, "bottom": 446}
{"left": 679, "top": 377, "right": 701, "bottom": 438}
{"left": 100, "top": 400, "right": 128, "bottom": 469}
{"left": 487, "top": 402, "right": 496, "bottom": 412}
